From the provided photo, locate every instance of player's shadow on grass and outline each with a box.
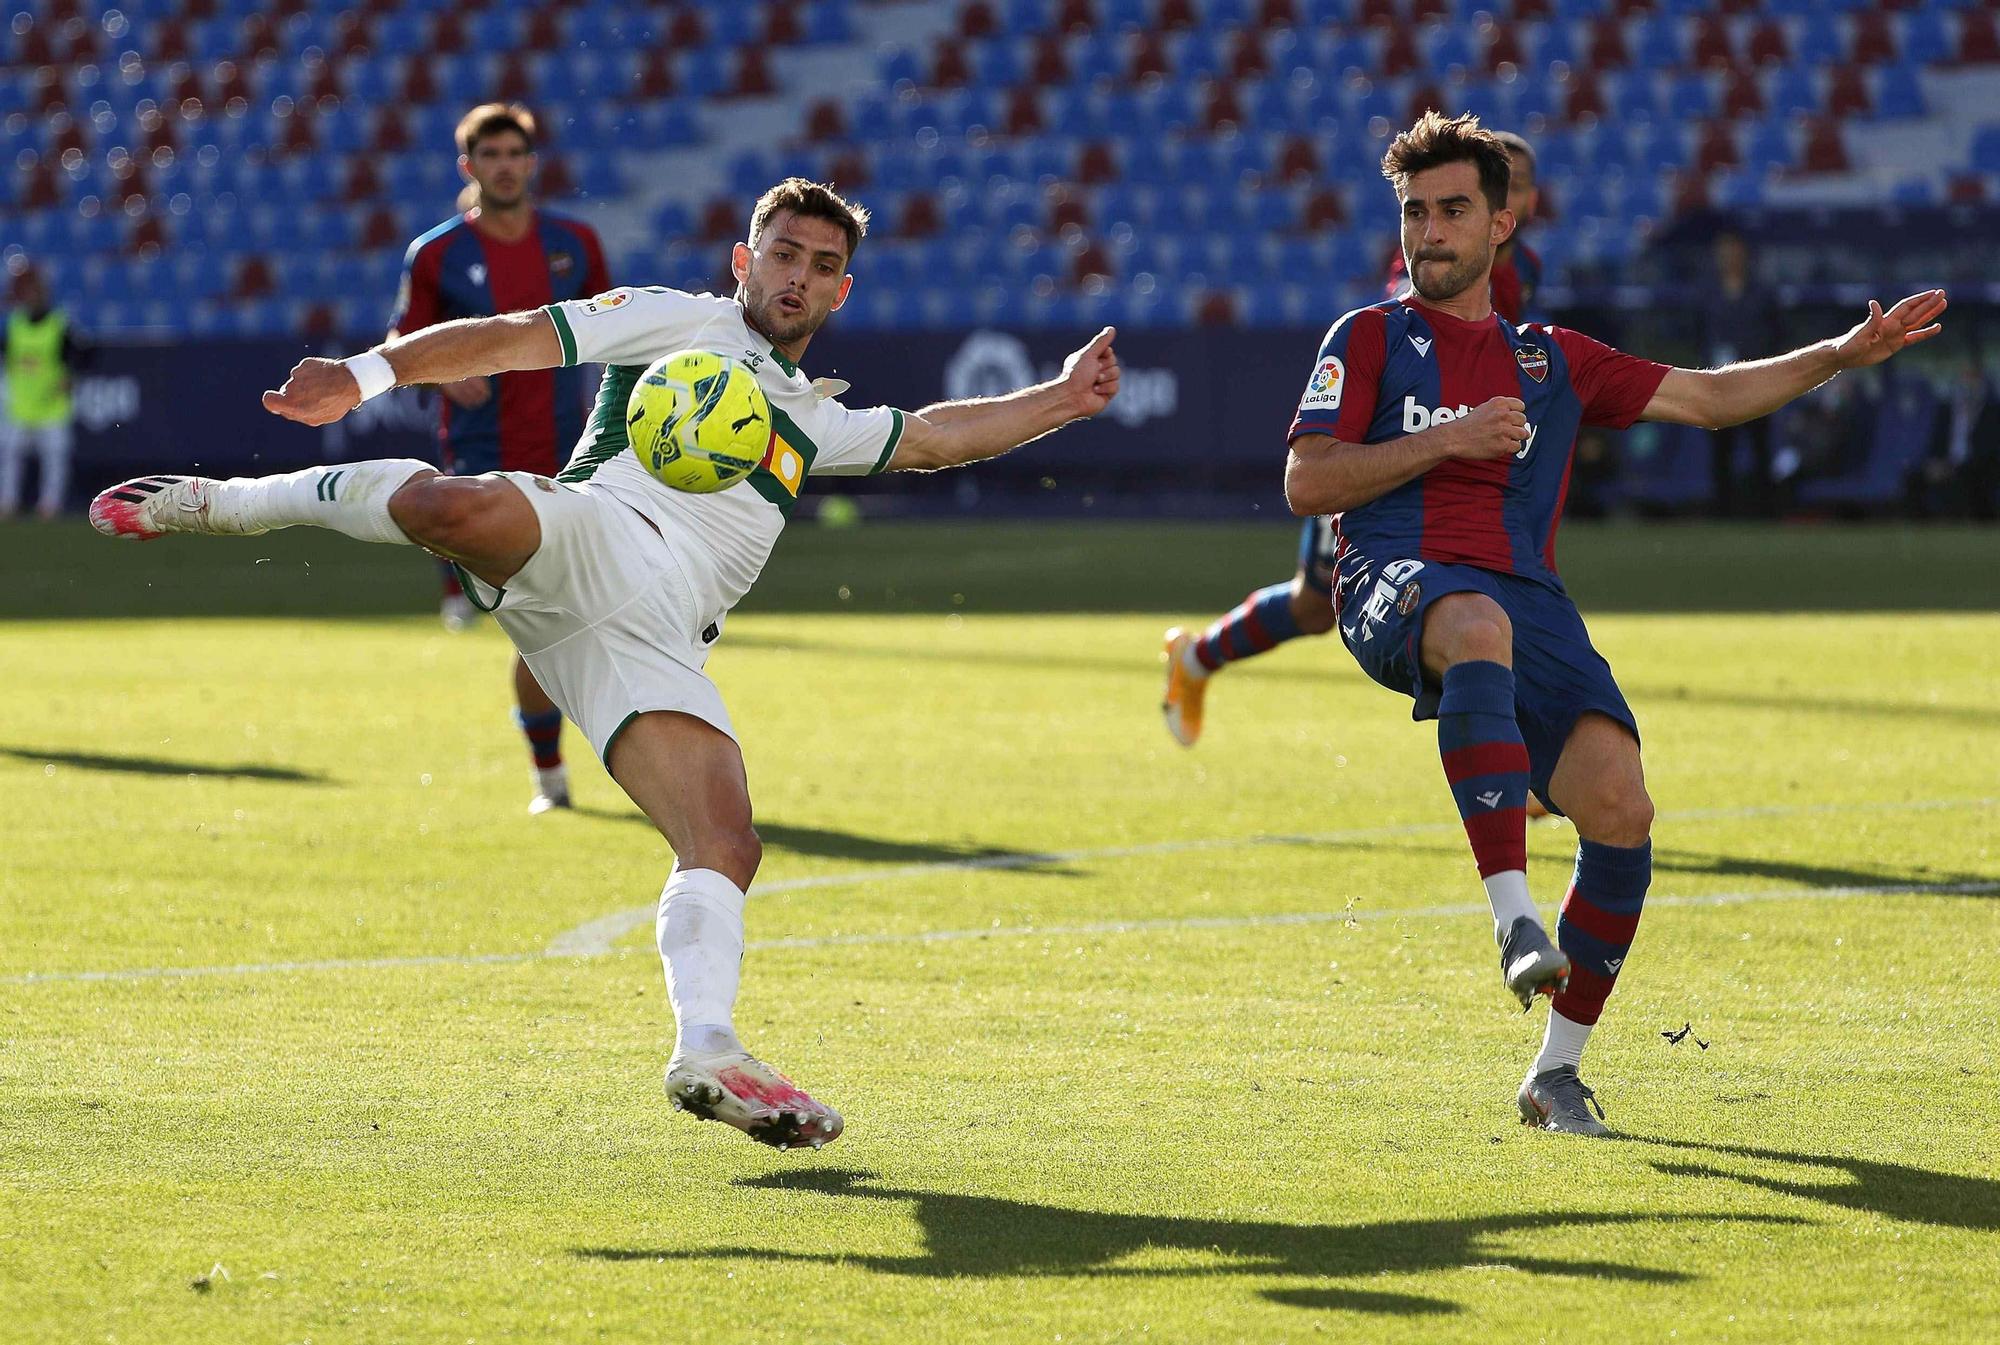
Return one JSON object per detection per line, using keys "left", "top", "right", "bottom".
{"left": 571, "top": 807, "right": 1076, "bottom": 871}
{"left": 1625, "top": 683, "right": 2000, "bottom": 730}
{"left": 573, "top": 1168, "right": 1802, "bottom": 1315}
{"left": 1651, "top": 849, "right": 2000, "bottom": 894}
{"left": 1634, "top": 1138, "right": 2000, "bottom": 1232}
{"left": 0, "top": 746, "right": 329, "bottom": 784}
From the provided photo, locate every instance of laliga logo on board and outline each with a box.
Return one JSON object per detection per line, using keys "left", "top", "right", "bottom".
{"left": 1403, "top": 397, "right": 1539, "bottom": 459}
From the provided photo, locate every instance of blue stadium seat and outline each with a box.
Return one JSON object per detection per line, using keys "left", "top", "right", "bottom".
{"left": 1073, "top": 32, "right": 1125, "bottom": 86}
{"left": 1900, "top": 10, "right": 1952, "bottom": 67}
{"left": 1002, "top": 0, "right": 1049, "bottom": 36}
{"left": 805, "top": 1, "right": 856, "bottom": 44}
{"left": 1796, "top": 17, "right": 1848, "bottom": 67}
{"left": 1667, "top": 71, "right": 1715, "bottom": 122}
{"left": 1531, "top": 23, "right": 1580, "bottom": 69}
{"left": 977, "top": 37, "right": 1025, "bottom": 87}
{"left": 1745, "top": 117, "right": 1795, "bottom": 175}
{"left": 1428, "top": 27, "right": 1477, "bottom": 72}
{"left": 1202, "top": 0, "right": 1253, "bottom": 32}
{"left": 1610, "top": 71, "right": 1662, "bottom": 123}
{"left": 1633, "top": 13, "right": 1687, "bottom": 66}
{"left": 375, "top": 12, "right": 429, "bottom": 54}
{"left": 1971, "top": 125, "right": 2000, "bottom": 176}
{"left": 1104, "top": 0, "right": 1149, "bottom": 30}
{"left": 1769, "top": 65, "right": 1821, "bottom": 119}
{"left": 1712, "top": 169, "right": 1768, "bottom": 209}
{"left": 1876, "top": 63, "right": 1927, "bottom": 120}
{"left": 1147, "top": 81, "right": 1199, "bottom": 135}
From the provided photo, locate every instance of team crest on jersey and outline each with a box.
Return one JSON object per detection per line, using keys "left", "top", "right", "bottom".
{"left": 1397, "top": 581, "right": 1422, "bottom": 616}
{"left": 1301, "top": 356, "right": 1345, "bottom": 411}
{"left": 1516, "top": 346, "right": 1550, "bottom": 383}
{"left": 578, "top": 289, "right": 632, "bottom": 316}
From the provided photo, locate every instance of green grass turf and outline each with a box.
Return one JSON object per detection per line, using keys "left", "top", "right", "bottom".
{"left": 2, "top": 520, "right": 1997, "bottom": 1342}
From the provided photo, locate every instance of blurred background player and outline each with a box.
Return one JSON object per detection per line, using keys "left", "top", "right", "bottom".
{"left": 1697, "top": 231, "right": 1784, "bottom": 518}
{"left": 1160, "top": 131, "right": 1541, "bottom": 770}
{"left": 391, "top": 102, "right": 612, "bottom": 815}
{"left": 1, "top": 270, "right": 87, "bottom": 520}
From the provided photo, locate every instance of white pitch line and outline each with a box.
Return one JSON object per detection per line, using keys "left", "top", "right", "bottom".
{"left": 6, "top": 798, "right": 1994, "bottom": 987}
{"left": 547, "top": 794, "right": 2000, "bottom": 957}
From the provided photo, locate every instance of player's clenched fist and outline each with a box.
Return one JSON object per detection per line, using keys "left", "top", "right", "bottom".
{"left": 262, "top": 358, "right": 363, "bottom": 426}
{"left": 1440, "top": 396, "right": 1530, "bottom": 461}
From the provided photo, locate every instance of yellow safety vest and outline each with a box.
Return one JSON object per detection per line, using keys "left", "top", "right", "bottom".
{"left": 6, "top": 309, "right": 71, "bottom": 427}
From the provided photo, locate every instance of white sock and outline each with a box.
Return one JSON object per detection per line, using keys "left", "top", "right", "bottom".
{"left": 657, "top": 865, "right": 747, "bottom": 1060}
{"left": 206, "top": 459, "right": 431, "bottom": 543}
{"left": 1179, "top": 639, "right": 1212, "bottom": 680}
{"left": 1533, "top": 1008, "right": 1594, "bottom": 1076}
{"left": 1484, "top": 869, "right": 1540, "bottom": 942}
{"left": 533, "top": 764, "right": 568, "bottom": 799}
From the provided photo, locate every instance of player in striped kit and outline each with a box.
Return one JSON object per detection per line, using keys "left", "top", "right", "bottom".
{"left": 91, "top": 180, "right": 1122, "bottom": 1151}
{"left": 393, "top": 103, "right": 612, "bottom": 814}
{"left": 1283, "top": 113, "right": 1944, "bottom": 1134}
{"left": 1161, "top": 132, "right": 1541, "bottom": 759}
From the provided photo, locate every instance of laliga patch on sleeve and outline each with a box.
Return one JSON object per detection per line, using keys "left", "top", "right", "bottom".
{"left": 1300, "top": 356, "right": 1345, "bottom": 411}
{"left": 577, "top": 289, "right": 634, "bottom": 316}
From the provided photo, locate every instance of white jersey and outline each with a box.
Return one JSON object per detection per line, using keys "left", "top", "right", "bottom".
{"left": 542, "top": 286, "right": 904, "bottom": 633}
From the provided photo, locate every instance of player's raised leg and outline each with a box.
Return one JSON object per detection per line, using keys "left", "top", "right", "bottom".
{"left": 1162, "top": 518, "right": 1339, "bottom": 747}
{"left": 513, "top": 655, "right": 570, "bottom": 815}
{"left": 608, "top": 709, "right": 842, "bottom": 1150}
{"left": 1517, "top": 713, "right": 1652, "bottom": 1137}
{"left": 1419, "top": 592, "right": 1570, "bottom": 1009}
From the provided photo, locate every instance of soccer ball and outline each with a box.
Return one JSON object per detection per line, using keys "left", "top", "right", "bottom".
{"left": 626, "top": 350, "right": 771, "bottom": 493}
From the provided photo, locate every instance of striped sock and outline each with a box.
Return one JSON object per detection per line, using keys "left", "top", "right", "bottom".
{"left": 1552, "top": 839, "right": 1653, "bottom": 1027}
{"left": 1188, "top": 582, "right": 1303, "bottom": 676}
{"left": 1437, "top": 661, "right": 1535, "bottom": 932}
{"left": 514, "top": 707, "right": 564, "bottom": 769}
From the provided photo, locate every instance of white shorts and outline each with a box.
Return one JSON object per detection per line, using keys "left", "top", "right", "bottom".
{"left": 457, "top": 472, "right": 735, "bottom": 762}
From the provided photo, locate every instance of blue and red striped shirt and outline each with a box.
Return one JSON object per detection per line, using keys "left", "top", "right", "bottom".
{"left": 1289, "top": 297, "right": 1669, "bottom": 588}
{"left": 391, "top": 210, "right": 612, "bottom": 476}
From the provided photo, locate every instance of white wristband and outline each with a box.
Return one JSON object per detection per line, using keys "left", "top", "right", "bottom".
{"left": 345, "top": 350, "right": 397, "bottom": 403}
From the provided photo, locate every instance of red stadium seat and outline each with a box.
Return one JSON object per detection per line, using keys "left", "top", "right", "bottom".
{"left": 959, "top": 2, "right": 998, "bottom": 38}
{"left": 129, "top": 215, "right": 168, "bottom": 257}
{"left": 733, "top": 48, "right": 775, "bottom": 98}
{"left": 1031, "top": 34, "right": 1069, "bottom": 85}
{"left": 1051, "top": 195, "right": 1091, "bottom": 234}
{"left": 151, "top": 19, "right": 188, "bottom": 62}
{"left": 278, "top": 107, "right": 316, "bottom": 156}
{"left": 1947, "top": 174, "right": 1987, "bottom": 204}
{"left": 1258, "top": 0, "right": 1298, "bottom": 28}
{"left": 344, "top": 157, "right": 384, "bottom": 202}
{"left": 431, "top": 11, "right": 466, "bottom": 53}
{"left": 1072, "top": 240, "right": 1113, "bottom": 284}
{"left": 143, "top": 108, "right": 178, "bottom": 154}
{"left": 1798, "top": 118, "right": 1850, "bottom": 174}
{"left": 525, "top": 9, "right": 565, "bottom": 50}
{"left": 667, "top": 8, "right": 706, "bottom": 47}
{"left": 334, "top": 13, "right": 370, "bottom": 57}
{"left": 401, "top": 59, "right": 438, "bottom": 104}
{"left": 1746, "top": 19, "right": 1788, "bottom": 69}
{"left": 1959, "top": 12, "right": 2000, "bottom": 65}
{"left": 20, "top": 161, "right": 60, "bottom": 210}
{"left": 1723, "top": 68, "right": 1764, "bottom": 118}
{"left": 700, "top": 197, "right": 739, "bottom": 240}
{"left": 806, "top": 100, "right": 847, "bottom": 141}
{"left": 1277, "top": 135, "right": 1318, "bottom": 183}
{"left": 1483, "top": 23, "right": 1525, "bottom": 74}
{"left": 1695, "top": 121, "right": 1741, "bottom": 173}
{"left": 1691, "top": 15, "right": 1736, "bottom": 69}
{"left": 51, "top": 113, "right": 89, "bottom": 157}
{"left": 1006, "top": 86, "right": 1045, "bottom": 135}
{"left": 240, "top": 13, "right": 281, "bottom": 60}
{"left": 1131, "top": 32, "right": 1172, "bottom": 81}
{"left": 1056, "top": 0, "right": 1096, "bottom": 34}
{"left": 1195, "top": 290, "right": 1237, "bottom": 325}
{"left": 360, "top": 207, "right": 401, "bottom": 250}
{"left": 1588, "top": 16, "right": 1630, "bottom": 69}
{"left": 371, "top": 107, "right": 411, "bottom": 154}
{"left": 825, "top": 149, "right": 869, "bottom": 188}
{"left": 1076, "top": 141, "right": 1118, "bottom": 183}
{"left": 1851, "top": 12, "right": 1898, "bottom": 66}
{"left": 1303, "top": 187, "right": 1346, "bottom": 230}
{"left": 635, "top": 51, "right": 675, "bottom": 98}
{"left": 539, "top": 156, "right": 576, "bottom": 196}
{"left": 1407, "top": 82, "right": 1445, "bottom": 123}
{"left": 180, "top": 0, "right": 217, "bottom": 18}
{"left": 1826, "top": 65, "right": 1871, "bottom": 118}
{"left": 496, "top": 53, "right": 533, "bottom": 101}
{"left": 1564, "top": 70, "right": 1607, "bottom": 122}
{"left": 234, "top": 256, "right": 277, "bottom": 299}
{"left": 1158, "top": 0, "right": 1198, "bottom": 30}
{"left": 1380, "top": 27, "right": 1421, "bottom": 77}
{"left": 1410, "top": 0, "right": 1450, "bottom": 25}
{"left": 171, "top": 66, "right": 204, "bottom": 106}
{"left": 1512, "top": 0, "right": 1554, "bottom": 23}
{"left": 1228, "top": 30, "right": 1269, "bottom": 80}
{"left": 1358, "top": 0, "right": 1398, "bottom": 29}
{"left": 932, "top": 42, "right": 973, "bottom": 88}
{"left": 1203, "top": 79, "right": 1244, "bottom": 131}
{"left": 764, "top": 4, "right": 803, "bottom": 46}
{"left": 306, "top": 58, "right": 342, "bottom": 102}
{"left": 899, "top": 193, "right": 942, "bottom": 238}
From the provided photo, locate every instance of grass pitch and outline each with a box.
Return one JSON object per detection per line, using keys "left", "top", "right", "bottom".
{"left": 3, "top": 521, "right": 1996, "bottom": 1343}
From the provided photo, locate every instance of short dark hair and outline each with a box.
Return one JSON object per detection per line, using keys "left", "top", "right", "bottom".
{"left": 455, "top": 102, "right": 536, "bottom": 156}
{"left": 748, "top": 178, "right": 870, "bottom": 264}
{"left": 1382, "top": 111, "right": 1513, "bottom": 212}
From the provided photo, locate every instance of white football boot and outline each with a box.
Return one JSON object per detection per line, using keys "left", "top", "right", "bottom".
{"left": 665, "top": 1049, "right": 844, "bottom": 1150}
{"left": 89, "top": 475, "right": 266, "bottom": 540}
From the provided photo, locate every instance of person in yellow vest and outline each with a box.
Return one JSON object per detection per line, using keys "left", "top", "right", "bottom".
{"left": 2, "top": 271, "right": 86, "bottom": 519}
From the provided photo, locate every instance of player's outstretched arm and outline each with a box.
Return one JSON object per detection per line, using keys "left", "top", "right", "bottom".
{"left": 884, "top": 327, "right": 1120, "bottom": 472}
{"left": 1643, "top": 289, "right": 1947, "bottom": 430}
{"left": 1284, "top": 396, "right": 1529, "bottom": 516}
{"left": 262, "top": 310, "right": 564, "bottom": 426}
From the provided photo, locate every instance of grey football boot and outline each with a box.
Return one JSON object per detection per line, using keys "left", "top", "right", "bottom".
{"left": 1518, "top": 1065, "right": 1611, "bottom": 1137}
{"left": 1497, "top": 915, "right": 1571, "bottom": 1010}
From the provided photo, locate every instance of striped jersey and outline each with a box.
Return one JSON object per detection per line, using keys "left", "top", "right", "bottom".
{"left": 543, "top": 286, "right": 906, "bottom": 634}
{"left": 1289, "top": 297, "right": 1669, "bottom": 588}
{"left": 391, "top": 210, "right": 611, "bottom": 475}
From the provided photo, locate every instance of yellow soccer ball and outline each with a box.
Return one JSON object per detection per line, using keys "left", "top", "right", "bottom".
{"left": 626, "top": 350, "right": 771, "bottom": 493}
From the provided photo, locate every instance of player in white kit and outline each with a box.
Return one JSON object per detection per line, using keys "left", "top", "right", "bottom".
{"left": 89, "top": 180, "right": 1123, "bottom": 1150}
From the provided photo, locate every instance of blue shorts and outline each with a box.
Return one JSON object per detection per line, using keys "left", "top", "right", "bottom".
{"left": 1334, "top": 555, "right": 1638, "bottom": 811}
{"left": 1297, "top": 516, "right": 1340, "bottom": 593}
